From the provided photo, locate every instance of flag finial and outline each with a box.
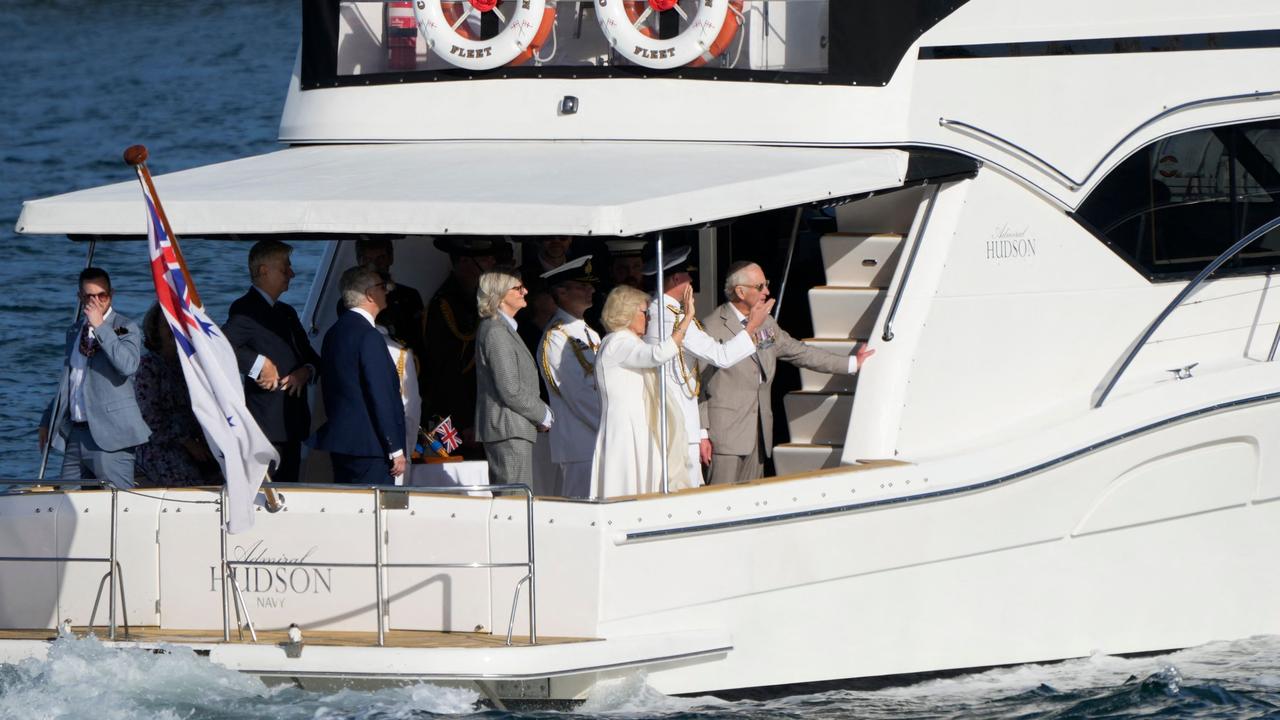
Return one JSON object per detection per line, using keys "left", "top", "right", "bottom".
{"left": 123, "top": 145, "right": 149, "bottom": 166}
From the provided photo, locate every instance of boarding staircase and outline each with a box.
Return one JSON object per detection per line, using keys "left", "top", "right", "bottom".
{"left": 772, "top": 189, "right": 924, "bottom": 475}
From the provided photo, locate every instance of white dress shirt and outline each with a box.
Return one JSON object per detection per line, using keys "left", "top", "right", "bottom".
{"left": 68, "top": 307, "right": 113, "bottom": 423}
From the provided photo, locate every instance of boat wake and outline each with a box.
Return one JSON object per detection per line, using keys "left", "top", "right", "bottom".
{"left": 0, "top": 634, "right": 480, "bottom": 720}
{"left": 5, "top": 635, "right": 1280, "bottom": 719}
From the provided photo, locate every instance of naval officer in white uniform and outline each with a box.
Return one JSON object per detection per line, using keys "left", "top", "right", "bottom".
{"left": 642, "top": 245, "right": 772, "bottom": 483}
{"left": 537, "top": 255, "right": 603, "bottom": 497}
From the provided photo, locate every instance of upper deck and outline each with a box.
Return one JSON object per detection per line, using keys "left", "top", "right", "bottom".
{"left": 284, "top": 0, "right": 1280, "bottom": 181}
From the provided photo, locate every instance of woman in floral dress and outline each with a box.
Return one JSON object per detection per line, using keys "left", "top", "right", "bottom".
{"left": 134, "top": 304, "right": 222, "bottom": 487}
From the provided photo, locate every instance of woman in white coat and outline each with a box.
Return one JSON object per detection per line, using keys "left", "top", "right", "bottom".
{"left": 590, "top": 284, "right": 695, "bottom": 498}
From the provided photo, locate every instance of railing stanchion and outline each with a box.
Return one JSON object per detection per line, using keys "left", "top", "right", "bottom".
{"left": 525, "top": 486, "right": 536, "bottom": 645}
{"left": 374, "top": 486, "right": 385, "bottom": 647}
{"left": 219, "top": 485, "right": 230, "bottom": 642}
{"left": 108, "top": 486, "right": 118, "bottom": 640}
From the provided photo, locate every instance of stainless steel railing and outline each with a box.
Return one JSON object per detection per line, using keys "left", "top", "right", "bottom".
{"left": 218, "top": 482, "right": 538, "bottom": 647}
{"left": 940, "top": 89, "right": 1280, "bottom": 192}
{"left": 1094, "top": 215, "right": 1280, "bottom": 408}
{"left": 882, "top": 183, "right": 941, "bottom": 342}
{"left": 0, "top": 479, "right": 125, "bottom": 639}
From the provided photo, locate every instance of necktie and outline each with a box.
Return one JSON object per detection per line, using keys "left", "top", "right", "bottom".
{"left": 78, "top": 323, "right": 97, "bottom": 358}
{"left": 742, "top": 318, "right": 765, "bottom": 379}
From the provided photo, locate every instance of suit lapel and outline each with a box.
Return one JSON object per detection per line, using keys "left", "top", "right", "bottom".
{"left": 725, "top": 304, "right": 766, "bottom": 380}
{"left": 505, "top": 318, "right": 534, "bottom": 364}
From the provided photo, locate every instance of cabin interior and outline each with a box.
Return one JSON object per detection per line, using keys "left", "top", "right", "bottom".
{"left": 298, "top": 186, "right": 928, "bottom": 487}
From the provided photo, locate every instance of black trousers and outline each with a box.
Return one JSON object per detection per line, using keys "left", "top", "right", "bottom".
{"left": 270, "top": 441, "right": 302, "bottom": 483}
{"left": 330, "top": 453, "right": 395, "bottom": 485}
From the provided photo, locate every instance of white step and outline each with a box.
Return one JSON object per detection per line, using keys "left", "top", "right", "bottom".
{"left": 808, "top": 287, "right": 886, "bottom": 339}
{"left": 773, "top": 443, "right": 844, "bottom": 476}
{"left": 835, "top": 185, "right": 928, "bottom": 235}
{"left": 799, "top": 339, "right": 857, "bottom": 392}
{"left": 784, "top": 391, "right": 852, "bottom": 445}
{"left": 820, "top": 233, "right": 903, "bottom": 288}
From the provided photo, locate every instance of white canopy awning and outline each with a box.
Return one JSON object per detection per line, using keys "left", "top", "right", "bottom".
{"left": 15, "top": 142, "right": 908, "bottom": 237}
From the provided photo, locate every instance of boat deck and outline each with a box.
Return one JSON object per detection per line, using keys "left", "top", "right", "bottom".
{"left": 0, "top": 627, "right": 594, "bottom": 649}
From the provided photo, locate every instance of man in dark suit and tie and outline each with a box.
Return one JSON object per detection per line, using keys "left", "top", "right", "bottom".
{"left": 312, "top": 266, "right": 407, "bottom": 484}
{"left": 224, "top": 240, "right": 320, "bottom": 483}
{"left": 701, "top": 261, "right": 874, "bottom": 484}
{"left": 39, "top": 267, "right": 151, "bottom": 488}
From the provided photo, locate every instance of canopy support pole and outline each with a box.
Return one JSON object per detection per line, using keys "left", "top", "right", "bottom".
{"left": 773, "top": 207, "right": 803, "bottom": 320}
{"left": 656, "top": 235, "right": 669, "bottom": 495}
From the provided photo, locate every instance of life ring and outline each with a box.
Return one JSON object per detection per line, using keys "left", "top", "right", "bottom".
{"left": 414, "top": 0, "right": 554, "bottom": 71}
{"left": 595, "top": 0, "right": 739, "bottom": 70}
{"left": 621, "top": 0, "right": 742, "bottom": 67}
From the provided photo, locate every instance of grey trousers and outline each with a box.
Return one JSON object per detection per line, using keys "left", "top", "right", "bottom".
{"left": 708, "top": 426, "right": 766, "bottom": 486}
{"left": 485, "top": 437, "right": 534, "bottom": 488}
{"left": 60, "top": 423, "right": 137, "bottom": 489}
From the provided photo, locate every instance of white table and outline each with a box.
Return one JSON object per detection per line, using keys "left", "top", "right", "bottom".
{"left": 407, "top": 460, "right": 489, "bottom": 490}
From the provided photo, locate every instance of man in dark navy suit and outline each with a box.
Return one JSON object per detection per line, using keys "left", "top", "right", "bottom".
{"left": 224, "top": 240, "right": 320, "bottom": 483}
{"left": 312, "top": 265, "right": 407, "bottom": 485}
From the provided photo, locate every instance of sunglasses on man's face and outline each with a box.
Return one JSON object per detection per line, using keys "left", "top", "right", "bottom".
{"left": 79, "top": 291, "right": 110, "bottom": 302}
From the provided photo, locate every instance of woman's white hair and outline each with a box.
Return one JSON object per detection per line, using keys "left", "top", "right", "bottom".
{"left": 476, "top": 271, "right": 521, "bottom": 319}
{"left": 722, "top": 261, "right": 759, "bottom": 301}
{"left": 600, "top": 285, "right": 650, "bottom": 333}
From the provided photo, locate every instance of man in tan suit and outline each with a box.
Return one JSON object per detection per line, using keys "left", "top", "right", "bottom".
{"left": 701, "top": 261, "right": 874, "bottom": 485}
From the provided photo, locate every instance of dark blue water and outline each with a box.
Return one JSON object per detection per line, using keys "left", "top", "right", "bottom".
{"left": 0, "top": 0, "right": 322, "bottom": 481}
{"left": 3, "top": 2, "right": 1279, "bottom": 717}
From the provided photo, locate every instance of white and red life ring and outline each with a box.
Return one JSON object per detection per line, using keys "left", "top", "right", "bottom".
{"left": 595, "top": 0, "right": 742, "bottom": 70}
{"left": 414, "top": 0, "right": 555, "bottom": 71}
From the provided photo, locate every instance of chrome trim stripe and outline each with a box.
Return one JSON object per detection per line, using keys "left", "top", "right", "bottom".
{"left": 623, "top": 391, "right": 1280, "bottom": 543}
{"left": 920, "top": 30, "right": 1280, "bottom": 60}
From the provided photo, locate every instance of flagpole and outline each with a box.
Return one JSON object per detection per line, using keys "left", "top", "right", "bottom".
{"left": 123, "top": 144, "right": 282, "bottom": 513}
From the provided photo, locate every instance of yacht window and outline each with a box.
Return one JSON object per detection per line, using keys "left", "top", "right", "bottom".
{"left": 1077, "top": 118, "right": 1280, "bottom": 279}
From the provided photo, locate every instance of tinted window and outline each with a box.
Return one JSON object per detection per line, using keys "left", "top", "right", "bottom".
{"left": 1078, "top": 119, "right": 1280, "bottom": 278}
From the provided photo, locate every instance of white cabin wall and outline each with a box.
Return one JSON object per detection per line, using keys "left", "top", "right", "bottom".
{"left": 878, "top": 170, "right": 1156, "bottom": 459}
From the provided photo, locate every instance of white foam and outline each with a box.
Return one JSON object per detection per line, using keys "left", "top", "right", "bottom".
{"left": 578, "top": 671, "right": 728, "bottom": 715}
{"left": 0, "top": 634, "right": 480, "bottom": 720}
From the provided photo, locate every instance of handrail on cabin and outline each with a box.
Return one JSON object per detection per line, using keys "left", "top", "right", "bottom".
{"left": 940, "top": 89, "right": 1280, "bottom": 192}
{"left": 1094, "top": 215, "right": 1280, "bottom": 408}
{"left": 882, "top": 183, "right": 941, "bottom": 342}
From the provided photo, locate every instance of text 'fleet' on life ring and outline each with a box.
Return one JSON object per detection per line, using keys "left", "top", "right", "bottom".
{"left": 595, "top": 0, "right": 742, "bottom": 70}
{"left": 414, "top": 0, "right": 556, "bottom": 71}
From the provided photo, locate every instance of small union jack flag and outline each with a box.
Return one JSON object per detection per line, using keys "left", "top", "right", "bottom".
{"left": 433, "top": 416, "right": 462, "bottom": 453}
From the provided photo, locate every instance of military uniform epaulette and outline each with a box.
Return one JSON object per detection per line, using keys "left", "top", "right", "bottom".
{"left": 540, "top": 319, "right": 596, "bottom": 397}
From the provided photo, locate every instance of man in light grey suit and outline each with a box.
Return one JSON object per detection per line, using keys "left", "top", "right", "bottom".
{"left": 474, "top": 272, "right": 553, "bottom": 488}
{"left": 701, "top": 261, "right": 874, "bottom": 485}
{"left": 38, "top": 268, "right": 151, "bottom": 488}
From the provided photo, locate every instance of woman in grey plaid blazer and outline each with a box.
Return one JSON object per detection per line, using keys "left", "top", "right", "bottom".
{"left": 474, "top": 271, "right": 554, "bottom": 488}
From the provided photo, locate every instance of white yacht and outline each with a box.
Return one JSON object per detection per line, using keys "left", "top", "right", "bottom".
{"left": 5, "top": 0, "right": 1280, "bottom": 704}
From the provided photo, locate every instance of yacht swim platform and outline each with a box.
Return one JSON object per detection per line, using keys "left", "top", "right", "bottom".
{"left": 0, "top": 627, "right": 587, "bottom": 649}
